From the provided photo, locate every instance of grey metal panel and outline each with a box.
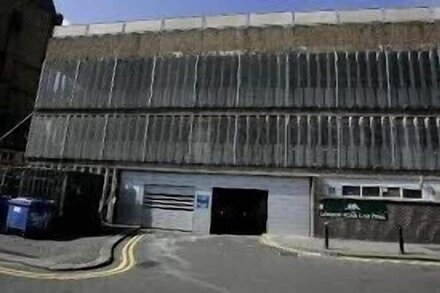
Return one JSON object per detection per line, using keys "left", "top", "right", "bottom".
{"left": 63, "top": 115, "right": 84, "bottom": 159}
{"left": 72, "top": 59, "right": 115, "bottom": 108}
{"left": 110, "top": 58, "right": 153, "bottom": 108}
{"left": 173, "top": 55, "right": 197, "bottom": 107}
{"left": 173, "top": 115, "right": 191, "bottom": 164}
{"left": 102, "top": 115, "right": 121, "bottom": 161}
{"left": 196, "top": 55, "right": 238, "bottom": 107}
{"left": 154, "top": 116, "right": 167, "bottom": 163}
{"left": 124, "top": 115, "right": 146, "bottom": 162}
{"left": 26, "top": 115, "right": 50, "bottom": 158}
{"left": 150, "top": 57, "right": 198, "bottom": 107}
{"left": 36, "top": 49, "right": 440, "bottom": 110}
{"left": 25, "top": 116, "right": 40, "bottom": 158}
{"left": 388, "top": 51, "right": 399, "bottom": 108}
{"left": 190, "top": 115, "right": 207, "bottom": 164}
{"left": 45, "top": 115, "right": 68, "bottom": 159}
{"left": 116, "top": 116, "right": 131, "bottom": 161}
{"left": 80, "top": 115, "right": 106, "bottom": 160}
{"left": 36, "top": 60, "right": 78, "bottom": 109}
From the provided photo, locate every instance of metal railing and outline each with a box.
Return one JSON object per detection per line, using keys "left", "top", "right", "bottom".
{"left": 0, "top": 149, "right": 24, "bottom": 166}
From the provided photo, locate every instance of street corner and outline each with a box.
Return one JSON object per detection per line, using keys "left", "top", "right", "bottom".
{"left": 0, "top": 233, "right": 144, "bottom": 280}
{"left": 0, "top": 227, "right": 138, "bottom": 273}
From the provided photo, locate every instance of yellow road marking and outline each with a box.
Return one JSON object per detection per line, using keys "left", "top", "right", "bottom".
{"left": 0, "top": 234, "right": 144, "bottom": 280}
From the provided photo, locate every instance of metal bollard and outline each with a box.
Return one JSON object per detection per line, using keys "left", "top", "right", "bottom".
{"left": 324, "top": 222, "right": 329, "bottom": 250}
{"left": 398, "top": 225, "right": 405, "bottom": 254}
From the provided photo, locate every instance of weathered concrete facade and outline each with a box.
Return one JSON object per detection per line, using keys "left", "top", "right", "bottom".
{"left": 47, "top": 22, "right": 440, "bottom": 60}
{"left": 26, "top": 8, "right": 440, "bottom": 241}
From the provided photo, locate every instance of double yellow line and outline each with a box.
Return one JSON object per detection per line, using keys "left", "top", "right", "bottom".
{"left": 0, "top": 234, "right": 144, "bottom": 280}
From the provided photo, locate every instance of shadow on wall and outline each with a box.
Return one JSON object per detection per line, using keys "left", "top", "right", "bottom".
{"left": 115, "top": 184, "right": 145, "bottom": 226}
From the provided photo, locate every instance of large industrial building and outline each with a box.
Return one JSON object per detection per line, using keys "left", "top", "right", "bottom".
{"left": 0, "top": 0, "right": 61, "bottom": 163}
{"left": 25, "top": 7, "right": 440, "bottom": 243}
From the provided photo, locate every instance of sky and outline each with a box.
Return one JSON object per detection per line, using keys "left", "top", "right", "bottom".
{"left": 54, "top": 0, "right": 440, "bottom": 25}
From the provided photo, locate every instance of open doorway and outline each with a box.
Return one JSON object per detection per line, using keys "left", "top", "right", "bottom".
{"left": 210, "top": 188, "right": 268, "bottom": 235}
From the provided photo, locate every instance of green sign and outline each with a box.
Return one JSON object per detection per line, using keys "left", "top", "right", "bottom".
{"left": 319, "top": 198, "right": 387, "bottom": 221}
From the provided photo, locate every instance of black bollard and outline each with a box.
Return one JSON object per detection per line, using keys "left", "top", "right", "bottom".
{"left": 324, "top": 222, "right": 329, "bottom": 250}
{"left": 398, "top": 225, "right": 405, "bottom": 254}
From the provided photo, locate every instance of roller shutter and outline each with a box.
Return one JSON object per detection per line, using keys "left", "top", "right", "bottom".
{"left": 142, "top": 184, "right": 195, "bottom": 231}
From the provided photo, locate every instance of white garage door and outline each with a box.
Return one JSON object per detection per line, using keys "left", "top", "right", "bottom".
{"left": 142, "top": 184, "right": 195, "bottom": 231}
{"left": 267, "top": 178, "right": 310, "bottom": 236}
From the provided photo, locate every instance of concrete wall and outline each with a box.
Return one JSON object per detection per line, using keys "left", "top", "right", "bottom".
{"left": 46, "top": 21, "right": 440, "bottom": 61}
{"left": 117, "top": 171, "right": 310, "bottom": 235}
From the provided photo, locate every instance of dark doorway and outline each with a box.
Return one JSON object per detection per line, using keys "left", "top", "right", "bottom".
{"left": 210, "top": 188, "right": 268, "bottom": 235}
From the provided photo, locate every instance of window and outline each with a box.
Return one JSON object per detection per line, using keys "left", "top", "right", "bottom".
{"left": 403, "top": 189, "right": 422, "bottom": 199}
{"left": 331, "top": 184, "right": 424, "bottom": 200}
{"left": 362, "top": 187, "right": 380, "bottom": 197}
{"left": 342, "top": 186, "right": 360, "bottom": 196}
{"left": 382, "top": 187, "right": 400, "bottom": 198}
{"left": 327, "top": 187, "right": 336, "bottom": 196}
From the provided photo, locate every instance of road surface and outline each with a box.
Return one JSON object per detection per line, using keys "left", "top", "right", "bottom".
{"left": 0, "top": 232, "right": 439, "bottom": 293}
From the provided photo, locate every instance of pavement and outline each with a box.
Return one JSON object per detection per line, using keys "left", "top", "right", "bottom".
{"left": 0, "top": 226, "right": 136, "bottom": 271}
{"left": 1, "top": 233, "right": 440, "bottom": 293}
{"left": 261, "top": 234, "right": 440, "bottom": 263}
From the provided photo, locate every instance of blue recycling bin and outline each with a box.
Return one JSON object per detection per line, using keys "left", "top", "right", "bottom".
{"left": 0, "top": 196, "right": 10, "bottom": 232}
{"left": 6, "top": 197, "right": 54, "bottom": 237}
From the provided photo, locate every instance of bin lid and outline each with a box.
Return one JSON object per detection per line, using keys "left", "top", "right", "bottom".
{"left": 9, "top": 197, "right": 33, "bottom": 207}
{"left": 9, "top": 197, "right": 54, "bottom": 207}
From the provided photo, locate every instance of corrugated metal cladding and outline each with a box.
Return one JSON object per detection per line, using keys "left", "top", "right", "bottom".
{"left": 27, "top": 113, "right": 440, "bottom": 171}
{"left": 117, "top": 171, "right": 310, "bottom": 235}
{"left": 36, "top": 50, "right": 440, "bottom": 110}
{"left": 27, "top": 49, "right": 440, "bottom": 172}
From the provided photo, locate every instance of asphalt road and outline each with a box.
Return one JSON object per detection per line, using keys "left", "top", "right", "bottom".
{"left": 1, "top": 232, "right": 440, "bottom": 293}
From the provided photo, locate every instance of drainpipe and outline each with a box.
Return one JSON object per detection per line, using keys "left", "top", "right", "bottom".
{"left": 105, "top": 168, "right": 118, "bottom": 223}
{"left": 418, "top": 175, "right": 425, "bottom": 196}
{"left": 310, "top": 177, "right": 316, "bottom": 237}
